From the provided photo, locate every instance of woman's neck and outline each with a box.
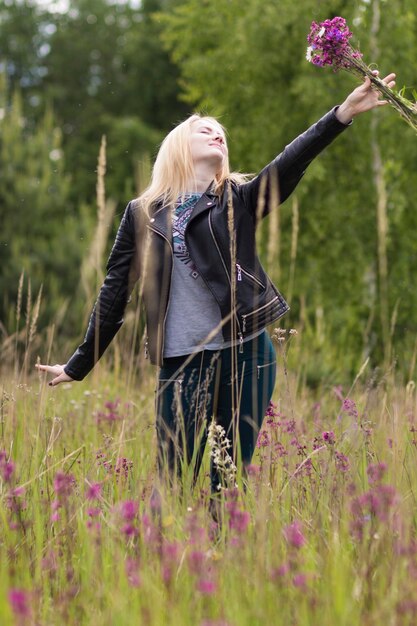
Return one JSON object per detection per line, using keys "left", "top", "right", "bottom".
{"left": 185, "top": 163, "right": 216, "bottom": 193}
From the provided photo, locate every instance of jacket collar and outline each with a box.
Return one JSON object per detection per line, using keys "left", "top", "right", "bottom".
{"left": 149, "top": 183, "right": 218, "bottom": 237}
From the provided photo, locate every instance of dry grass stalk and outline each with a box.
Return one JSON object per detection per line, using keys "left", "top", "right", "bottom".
{"left": 80, "top": 135, "right": 116, "bottom": 306}
{"left": 28, "top": 285, "right": 43, "bottom": 348}
{"left": 25, "top": 278, "right": 32, "bottom": 347}
{"left": 16, "top": 270, "right": 24, "bottom": 328}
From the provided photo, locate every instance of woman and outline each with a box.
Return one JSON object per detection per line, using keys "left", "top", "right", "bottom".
{"left": 36, "top": 72, "right": 396, "bottom": 488}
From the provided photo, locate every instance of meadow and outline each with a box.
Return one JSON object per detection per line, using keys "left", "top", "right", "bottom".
{"left": 1, "top": 332, "right": 417, "bottom": 626}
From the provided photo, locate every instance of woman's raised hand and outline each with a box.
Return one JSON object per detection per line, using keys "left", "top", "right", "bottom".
{"left": 35, "top": 363, "right": 74, "bottom": 387}
{"left": 336, "top": 70, "right": 396, "bottom": 124}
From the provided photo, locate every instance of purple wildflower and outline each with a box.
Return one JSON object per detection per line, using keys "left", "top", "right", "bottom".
{"left": 0, "top": 451, "right": 15, "bottom": 483}
{"left": 119, "top": 500, "right": 139, "bottom": 521}
{"left": 342, "top": 398, "right": 359, "bottom": 418}
{"left": 6, "top": 486, "right": 26, "bottom": 513}
{"left": 283, "top": 520, "right": 306, "bottom": 549}
{"left": 306, "top": 17, "right": 363, "bottom": 70}
{"left": 53, "top": 471, "right": 75, "bottom": 498}
{"left": 229, "top": 509, "right": 250, "bottom": 534}
{"left": 8, "top": 588, "right": 31, "bottom": 618}
{"left": 293, "top": 573, "right": 308, "bottom": 589}
{"left": 335, "top": 451, "right": 350, "bottom": 472}
{"left": 85, "top": 482, "right": 102, "bottom": 501}
{"left": 367, "top": 462, "right": 387, "bottom": 484}
{"left": 257, "top": 430, "right": 271, "bottom": 447}
{"left": 197, "top": 578, "right": 217, "bottom": 595}
{"left": 272, "top": 562, "right": 290, "bottom": 578}
{"left": 87, "top": 507, "right": 101, "bottom": 518}
{"left": 350, "top": 483, "right": 398, "bottom": 540}
{"left": 322, "top": 430, "right": 336, "bottom": 445}
{"left": 95, "top": 398, "right": 123, "bottom": 422}
{"left": 120, "top": 523, "right": 138, "bottom": 537}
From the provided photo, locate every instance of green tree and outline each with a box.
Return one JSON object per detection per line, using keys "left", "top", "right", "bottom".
{"left": 0, "top": 73, "right": 86, "bottom": 331}
{"left": 159, "top": 0, "right": 417, "bottom": 374}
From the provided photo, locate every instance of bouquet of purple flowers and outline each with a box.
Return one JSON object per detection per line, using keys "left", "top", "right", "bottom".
{"left": 306, "top": 17, "right": 417, "bottom": 132}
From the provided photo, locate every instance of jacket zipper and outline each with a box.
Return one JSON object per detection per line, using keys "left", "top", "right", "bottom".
{"left": 208, "top": 212, "right": 244, "bottom": 352}
{"left": 235, "top": 263, "right": 265, "bottom": 289}
{"left": 148, "top": 224, "right": 174, "bottom": 361}
{"left": 241, "top": 295, "right": 280, "bottom": 333}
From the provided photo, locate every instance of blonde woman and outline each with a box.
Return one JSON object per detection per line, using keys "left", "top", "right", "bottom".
{"left": 37, "top": 72, "right": 396, "bottom": 489}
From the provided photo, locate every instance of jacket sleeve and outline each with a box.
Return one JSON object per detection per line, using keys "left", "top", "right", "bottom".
{"left": 64, "top": 201, "right": 140, "bottom": 381}
{"left": 238, "top": 107, "right": 351, "bottom": 218}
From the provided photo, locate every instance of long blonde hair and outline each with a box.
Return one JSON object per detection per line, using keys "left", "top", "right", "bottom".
{"left": 137, "top": 114, "right": 249, "bottom": 216}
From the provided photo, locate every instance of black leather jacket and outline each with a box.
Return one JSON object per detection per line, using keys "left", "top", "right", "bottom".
{"left": 65, "top": 108, "right": 349, "bottom": 379}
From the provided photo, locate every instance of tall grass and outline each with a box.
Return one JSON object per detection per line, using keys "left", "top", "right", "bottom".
{"left": 1, "top": 343, "right": 417, "bottom": 625}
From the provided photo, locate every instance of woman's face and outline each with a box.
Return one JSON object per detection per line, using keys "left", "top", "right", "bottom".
{"left": 189, "top": 119, "right": 228, "bottom": 171}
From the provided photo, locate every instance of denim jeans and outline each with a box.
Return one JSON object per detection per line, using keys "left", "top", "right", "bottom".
{"left": 156, "top": 330, "right": 276, "bottom": 488}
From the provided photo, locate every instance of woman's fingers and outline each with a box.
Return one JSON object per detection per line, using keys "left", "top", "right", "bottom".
{"left": 36, "top": 363, "right": 62, "bottom": 375}
{"left": 35, "top": 363, "right": 74, "bottom": 386}
{"left": 381, "top": 72, "right": 396, "bottom": 84}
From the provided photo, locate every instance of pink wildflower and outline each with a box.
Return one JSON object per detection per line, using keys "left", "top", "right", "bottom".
{"left": 367, "top": 462, "right": 387, "bottom": 484}
{"left": 335, "top": 451, "right": 350, "bottom": 472}
{"left": 293, "top": 573, "right": 308, "bottom": 589}
{"left": 0, "top": 451, "right": 15, "bottom": 483}
{"left": 283, "top": 520, "right": 306, "bottom": 549}
{"left": 120, "top": 500, "right": 138, "bottom": 521}
{"left": 85, "top": 482, "right": 102, "bottom": 500}
{"left": 8, "top": 588, "right": 31, "bottom": 618}
{"left": 53, "top": 471, "right": 75, "bottom": 498}
{"left": 322, "top": 430, "right": 335, "bottom": 445}
{"left": 197, "top": 578, "right": 217, "bottom": 595}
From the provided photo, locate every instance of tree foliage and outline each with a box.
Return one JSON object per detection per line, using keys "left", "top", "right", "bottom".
{"left": 1, "top": 0, "right": 417, "bottom": 377}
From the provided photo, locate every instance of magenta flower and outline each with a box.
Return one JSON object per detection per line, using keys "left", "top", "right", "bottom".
{"left": 283, "top": 520, "right": 306, "bottom": 549}
{"left": 53, "top": 471, "right": 75, "bottom": 498}
{"left": 6, "top": 486, "right": 26, "bottom": 513}
{"left": 95, "top": 398, "right": 123, "bottom": 422}
{"left": 0, "top": 451, "right": 15, "bottom": 483}
{"left": 87, "top": 507, "right": 101, "bottom": 518}
{"left": 121, "top": 523, "right": 139, "bottom": 537}
{"left": 350, "top": 483, "right": 398, "bottom": 540}
{"left": 342, "top": 398, "right": 359, "bottom": 418}
{"left": 322, "top": 430, "right": 335, "bottom": 445}
{"left": 85, "top": 482, "right": 102, "bottom": 501}
{"left": 8, "top": 588, "right": 31, "bottom": 618}
{"left": 246, "top": 464, "right": 260, "bottom": 476}
{"left": 335, "top": 451, "right": 350, "bottom": 473}
{"left": 196, "top": 578, "right": 217, "bottom": 595}
{"left": 256, "top": 430, "right": 271, "bottom": 448}
{"left": 367, "top": 462, "right": 387, "bottom": 484}
{"left": 306, "top": 17, "right": 417, "bottom": 133}
{"left": 120, "top": 500, "right": 138, "bottom": 521}
{"left": 228, "top": 509, "right": 250, "bottom": 534}
{"left": 293, "top": 573, "right": 308, "bottom": 589}
{"left": 306, "top": 17, "right": 362, "bottom": 69}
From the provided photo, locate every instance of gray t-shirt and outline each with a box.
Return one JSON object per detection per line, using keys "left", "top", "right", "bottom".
{"left": 164, "top": 194, "right": 227, "bottom": 357}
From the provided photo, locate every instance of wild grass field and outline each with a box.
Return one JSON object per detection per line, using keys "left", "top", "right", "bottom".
{"left": 2, "top": 331, "right": 417, "bottom": 626}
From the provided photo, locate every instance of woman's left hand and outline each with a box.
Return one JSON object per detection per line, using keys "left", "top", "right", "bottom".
{"left": 335, "top": 70, "right": 396, "bottom": 124}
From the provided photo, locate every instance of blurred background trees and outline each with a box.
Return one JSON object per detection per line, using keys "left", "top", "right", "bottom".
{"left": 1, "top": 0, "right": 416, "bottom": 383}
